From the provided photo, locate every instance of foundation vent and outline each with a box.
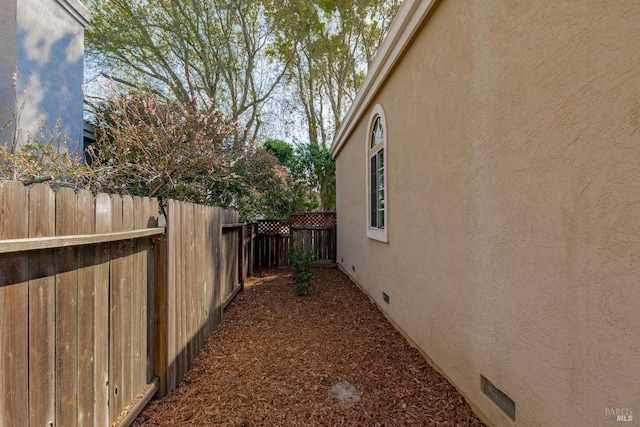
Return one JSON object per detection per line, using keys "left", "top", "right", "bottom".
{"left": 382, "top": 292, "right": 390, "bottom": 304}
{"left": 481, "top": 375, "right": 515, "bottom": 421}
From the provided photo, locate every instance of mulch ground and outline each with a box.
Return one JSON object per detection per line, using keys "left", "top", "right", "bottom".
{"left": 134, "top": 268, "right": 485, "bottom": 426}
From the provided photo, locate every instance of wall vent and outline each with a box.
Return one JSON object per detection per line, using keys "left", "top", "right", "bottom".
{"left": 481, "top": 375, "right": 515, "bottom": 421}
{"left": 382, "top": 292, "right": 390, "bottom": 304}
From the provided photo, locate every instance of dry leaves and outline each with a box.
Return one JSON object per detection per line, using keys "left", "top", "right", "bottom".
{"left": 134, "top": 268, "right": 485, "bottom": 426}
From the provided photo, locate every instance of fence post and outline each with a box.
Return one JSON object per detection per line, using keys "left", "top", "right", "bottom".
{"left": 153, "top": 234, "right": 168, "bottom": 398}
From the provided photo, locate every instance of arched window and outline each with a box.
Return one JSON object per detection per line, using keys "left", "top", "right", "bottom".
{"left": 367, "top": 104, "right": 387, "bottom": 242}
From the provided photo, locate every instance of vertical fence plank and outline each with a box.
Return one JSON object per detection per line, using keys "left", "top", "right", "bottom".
{"left": 195, "top": 205, "right": 206, "bottom": 350}
{"left": 166, "top": 199, "right": 179, "bottom": 392}
{"left": 177, "top": 202, "right": 186, "bottom": 383}
{"left": 202, "top": 207, "right": 212, "bottom": 338}
{"left": 222, "top": 228, "right": 231, "bottom": 303}
{"left": 121, "top": 195, "right": 134, "bottom": 409}
{"left": 133, "top": 197, "right": 147, "bottom": 392}
{"left": 76, "top": 189, "right": 96, "bottom": 426}
{"left": 109, "top": 194, "right": 124, "bottom": 421}
{"left": 94, "top": 193, "right": 111, "bottom": 427}
{"left": 55, "top": 188, "right": 79, "bottom": 427}
{"left": 28, "top": 183, "right": 56, "bottom": 427}
{"left": 0, "top": 181, "right": 29, "bottom": 426}
{"left": 187, "top": 203, "right": 196, "bottom": 369}
{"left": 154, "top": 226, "right": 167, "bottom": 397}
{"left": 210, "top": 207, "right": 222, "bottom": 334}
{"left": 147, "top": 197, "right": 159, "bottom": 384}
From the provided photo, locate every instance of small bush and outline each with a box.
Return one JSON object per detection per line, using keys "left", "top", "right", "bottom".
{"left": 290, "top": 244, "right": 316, "bottom": 296}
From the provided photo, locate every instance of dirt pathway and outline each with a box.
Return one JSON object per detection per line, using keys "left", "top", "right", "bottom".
{"left": 134, "top": 268, "right": 485, "bottom": 426}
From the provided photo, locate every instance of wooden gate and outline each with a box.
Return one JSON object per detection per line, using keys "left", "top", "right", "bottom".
{"left": 253, "top": 212, "right": 336, "bottom": 268}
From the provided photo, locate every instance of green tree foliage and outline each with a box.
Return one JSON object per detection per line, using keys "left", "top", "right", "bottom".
{"left": 264, "top": 139, "right": 294, "bottom": 166}
{"left": 86, "top": 0, "right": 400, "bottom": 149}
{"left": 86, "top": 0, "right": 293, "bottom": 146}
{"left": 265, "top": 139, "right": 335, "bottom": 213}
{"left": 269, "top": 0, "right": 401, "bottom": 148}
{"left": 86, "top": 0, "right": 398, "bottom": 216}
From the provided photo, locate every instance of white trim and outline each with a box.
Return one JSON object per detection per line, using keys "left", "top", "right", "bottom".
{"left": 55, "top": 0, "right": 91, "bottom": 27}
{"left": 330, "top": 0, "right": 437, "bottom": 158}
{"left": 366, "top": 104, "right": 388, "bottom": 243}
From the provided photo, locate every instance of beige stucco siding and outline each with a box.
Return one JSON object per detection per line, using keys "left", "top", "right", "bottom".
{"left": 335, "top": 1, "right": 640, "bottom": 425}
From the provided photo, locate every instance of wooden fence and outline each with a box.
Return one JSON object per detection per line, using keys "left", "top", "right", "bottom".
{"left": 0, "top": 180, "right": 333, "bottom": 425}
{"left": 160, "top": 200, "right": 244, "bottom": 395}
{"left": 0, "top": 181, "right": 161, "bottom": 426}
{"left": 253, "top": 212, "right": 336, "bottom": 268}
{"left": 0, "top": 182, "right": 248, "bottom": 426}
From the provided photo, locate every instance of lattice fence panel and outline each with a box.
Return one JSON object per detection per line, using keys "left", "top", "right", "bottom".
{"left": 257, "top": 220, "right": 290, "bottom": 235}
{"left": 289, "top": 212, "right": 336, "bottom": 228}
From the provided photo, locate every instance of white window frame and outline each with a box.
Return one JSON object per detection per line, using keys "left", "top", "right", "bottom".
{"left": 366, "top": 104, "right": 388, "bottom": 242}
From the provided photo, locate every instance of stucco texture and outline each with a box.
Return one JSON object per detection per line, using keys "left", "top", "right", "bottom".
{"left": 1, "top": 0, "right": 88, "bottom": 154}
{"left": 334, "top": 1, "right": 640, "bottom": 426}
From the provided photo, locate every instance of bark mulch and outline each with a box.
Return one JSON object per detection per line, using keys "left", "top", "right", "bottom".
{"left": 134, "top": 268, "right": 485, "bottom": 426}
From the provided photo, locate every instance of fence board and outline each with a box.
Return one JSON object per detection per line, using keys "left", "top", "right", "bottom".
{"left": 147, "top": 197, "right": 159, "bottom": 384}
{"left": 94, "top": 193, "right": 111, "bottom": 427}
{"left": 109, "top": 194, "right": 124, "bottom": 420}
{"left": 28, "top": 184, "right": 56, "bottom": 427}
{"left": 203, "top": 208, "right": 214, "bottom": 338}
{"left": 166, "top": 199, "right": 179, "bottom": 391}
{"left": 179, "top": 202, "right": 188, "bottom": 383}
{"left": 154, "top": 227, "right": 168, "bottom": 397}
{"left": 76, "top": 189, "right": 96, "bottom": 425}
{"left": 122, "top": 195, "right": 135, "bottom": 408}
{"left": 195, "top": 205, "right": 206, "bottom": 352}
{"left": 187, "top": 203, "right": 196, "bottom": 370}
{"left": 209, "top": 206, "right": 222, "bottom": 335}
{"left": 0, "top": 181, "right": 29, "bottom": 425}
{"left": 55, "top": 188, "right": 79, "bottom": 427}
{"left": 133, "top": 197, "right": 147, "bottom": 391}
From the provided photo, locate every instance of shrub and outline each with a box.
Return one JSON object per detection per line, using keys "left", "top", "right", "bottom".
{"left": 87, "top": 92, "right": 292, "bottom": 219}
{"left": 290, "top": 244, "right": 316, "bottom": 296}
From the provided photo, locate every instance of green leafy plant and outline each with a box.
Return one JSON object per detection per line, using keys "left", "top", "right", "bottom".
{"left": 290, "top": 243, "right": 316, "bottom": 296}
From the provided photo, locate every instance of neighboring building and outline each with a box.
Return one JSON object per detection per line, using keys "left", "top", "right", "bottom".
{"left": 82, "top": 120, "right": 96, "bottom": 164}
{"left": 0, "top": 0, "right": 90, "bottom": 156}
{"left": 330, "top": 1, "right": 640, "bottom": 426}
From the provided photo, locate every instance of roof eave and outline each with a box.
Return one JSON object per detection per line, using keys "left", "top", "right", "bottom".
{"left": 329, "top": 0, "right": 438, "bottom": 158}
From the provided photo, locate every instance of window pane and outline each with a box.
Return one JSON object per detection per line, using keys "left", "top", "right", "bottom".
{"left": 371, "top": 155, "right": 377, "bottom": 228}
{"left": 369, "top": 111, "right": 386, "bottom": 232}
{"left": 371, "top": 117, "right": 384, "bottom": 148}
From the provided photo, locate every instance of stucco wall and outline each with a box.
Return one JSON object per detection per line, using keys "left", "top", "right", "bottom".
{"left": 0, "top": 0, "right": 89, "bottom": 155}
{"left": 334, "top": 1, "right": 640, "bottom": 425}
{"left": 0, "top": 0, "right": 18, "bottom": 133}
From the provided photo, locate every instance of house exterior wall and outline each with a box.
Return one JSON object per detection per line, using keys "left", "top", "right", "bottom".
{"left": 0, "top": 0, "right": 89, "bottom": 155}
{"left": 333, "top": 0, "right": 640, "bottom": 425}
{"left": 0, "top": 1, "right": 18, "bottom": 127}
